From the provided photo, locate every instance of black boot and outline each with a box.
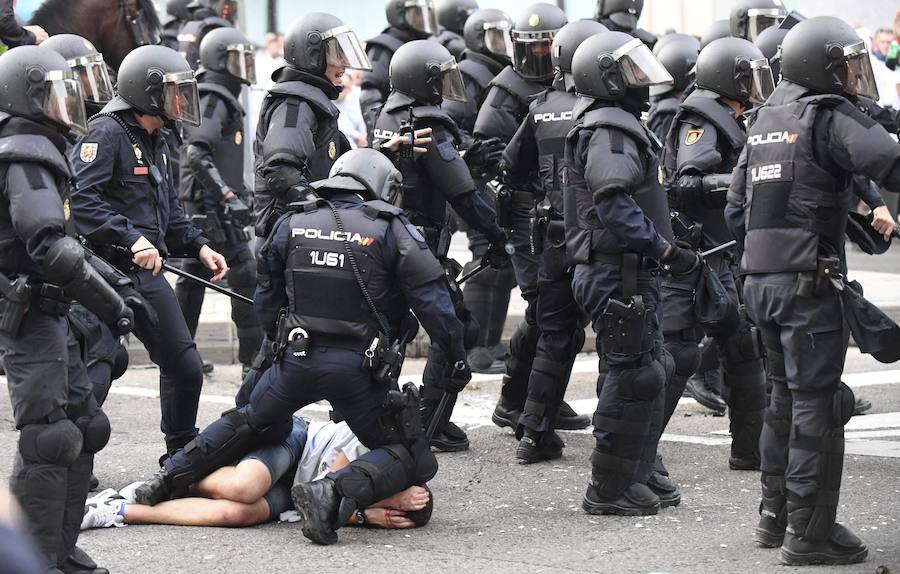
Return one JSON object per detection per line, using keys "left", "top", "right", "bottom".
{"left": 491, "top": 394, "right": 522, "bottom": 430}
{"left": 468, "top": 346, "right": 505, "bottom": 374}
{"left": 133, "top": 470, "right": 172, "bottom": 506}
{"left": 728, "top": 408, "right": 762, "bottom": 470}
{"left": 515, "top": 428, "right": 564, "bottom": 464}
{"left": 582, "top": 480, "right": 660, "bottom": 516}
{"left": 755, "top": 473, "right": 787, "bottom": 548}
{"left": 685, "top": 367, "right": 727, "bottom": 414}
{"left": 421, "top": 389, "right": 469, "bottom": 452}
{"left": 201, "top": 359, "right": 214, "bottom": 374}
{"left": 647, "top": 470, "right": 681, "bottom": 508}
{"left": 291, "top": 478, "right": 343, "bottom": 545}
{"left": 61, "top": 546, "right": 108, "bottom": 574}
{"left": 554, "top": 401, "right": 591, "bottom": 430}
{"left": 852, "top": 396, "right": 872, "bottom": 416}
{"left": 780, "top": 503, "right": 867, "bottom": 566}
{"left": 58, "top": 453, "right": 97, "bottom": 572}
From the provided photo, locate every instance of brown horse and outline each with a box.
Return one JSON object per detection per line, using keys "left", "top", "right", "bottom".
{"left": 29, "top": 0, "right": 161, "bottom": 70}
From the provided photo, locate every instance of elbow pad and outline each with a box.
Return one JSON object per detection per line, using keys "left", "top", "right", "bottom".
{"left": 43, "top": 237, "right": 133, "bottom": 334}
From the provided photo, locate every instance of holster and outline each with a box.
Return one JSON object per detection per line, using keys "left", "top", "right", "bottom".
{"left": 495, "top": 184, "right": 513, "bottom": 229}
{"left": 530, "top": 214, "right": 548, "bottom": 255}
{"left": 600, "top": 295, "right": 652, "bottom": 356}
{"left": 191, "top": 213, "right": 227, "bottom": 245}
{"left": 378, "top": 382, "right": 424, "bottom": 445}
{"left": 796, "top": 256, "right": 841, "bottom": 297}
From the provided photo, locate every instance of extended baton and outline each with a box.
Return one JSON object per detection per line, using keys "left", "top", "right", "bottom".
{"left": 162, "top": 262, "right": 254, "bottom": 306}
{"left": 457, "top": 243, "right": 516, "bottom": 285}
{"left": 425, "top": 392, "right": 451, "bottom": 441}
{"left": 699, "top": 240, "right": 737, "bottom": 259}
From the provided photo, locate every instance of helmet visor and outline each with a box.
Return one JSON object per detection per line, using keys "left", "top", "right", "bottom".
{"left": 322, "top": 26, "right": 373, "bottom": 71}
{"left": 844, "top": 42, "right": 879, "bottom": 101}
{"left": 404, "top": 0, "right": 439, "bottom": 36}
{"left": 439, "top": 59, "right": 467, "bottom": 102}
{"left": 615, "top": 38, "right": 674, "bottom": 87}
{"left": 44, "top": 70, "right": 88, "bottom": 137}
{"left": 746, "top": 9, "right": 784, "bottom": 42}
{"left": 162, "top": 71, "right": 201, "bottom": 127}
{"left": 70, "top": 54, "right": 114, "bottom": 105}
{"left": 511, "top": 30, "right": 555, "bottom": 80}
{"left": 484, "top": 22, "right": 514, "bottom": 61}
{"left": 225, "top": 43, "right": 257, "bottom": 84}
{"left": 749, "top": 58, "right": 775, "bottom": 103}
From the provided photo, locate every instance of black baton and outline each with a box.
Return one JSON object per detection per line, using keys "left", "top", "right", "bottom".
{"left": 162, "top": 262, "right": 254, "bottom": 306}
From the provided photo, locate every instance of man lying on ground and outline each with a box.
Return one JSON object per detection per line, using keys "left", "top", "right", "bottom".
{"left": 82, "top": 418, "right": 432, "bottom": 530}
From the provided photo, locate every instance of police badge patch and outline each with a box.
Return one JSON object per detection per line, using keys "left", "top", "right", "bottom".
{"left": 328, "top": 141, "right": 337, "bottom": 159}
{"left": 79, "top": 143, "right": 99, "bottom": 163}
{"left": 63, "top": 198, "right": 71, "bottom": 221}
{"left": 234, "top": 131, "right": 243, "bottom": 145}
{"left": 684, "top": 129, "right": 704, "bottom": 146}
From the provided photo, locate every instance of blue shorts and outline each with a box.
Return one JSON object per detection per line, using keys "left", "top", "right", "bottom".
{"left": 240, "top": 416, "right": 308, "bottom": 520}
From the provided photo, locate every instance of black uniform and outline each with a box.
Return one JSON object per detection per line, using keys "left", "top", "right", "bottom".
{"left": 253, "top": 67, "right": 350, "bottom": 239}
{"left": 473, "top": 65, "right": 547, "bottom": 422}
{"left": 176, "top": 72, "right": 262, "bottom": 369}
{"left": 566, "top": 102, "right": 674, "bottom": 511}
{"left": 659, "top": 88, "right": 767, "bottom": 469}
{"left": 646, "top": 94, "right": 680, "bottom": 143}
{"left": 442, "top": 49, "right": 505, "bottom": 140}
{"left": 0, "top": 0, "right": 35, "bottom": 47}
{"left": 503, "top": 79, "right": 585, "bottom": 440}
{"left": 0, "top": 113, "right": 117, "bottom": 571}
{"left": 436, "top": 28, "right": 466, "bottom": 60}
{"left": 726, "top": 80, "right": 900, "bottom": 552}
{"left": 360, "top": 27, "right": 422, "bottom": 136}
{"left": 72, "top": 106, "right": 210, "bottom": 452}
{"left": 155, "top": 193, "right": 465, "bottom": 537}
{"left": 162, "top": 17, "right": 187, "bottom": 50}
{"left": 177, "top": 14, "right": 232, "bottom": 69}
{"left": 373, "top": 92, "right": 506, "bottom": 446}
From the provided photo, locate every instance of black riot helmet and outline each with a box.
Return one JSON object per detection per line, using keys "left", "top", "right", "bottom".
{"left": 436, "top": 0, "right": 478, "bottom": 36}
{"left": 283, "top": 13, "right": 371, "bottom": 76}
{"left": 780, "top": 16, "right": 878, "bottom": 101}
{"left": 385, "top": 0, "right": 440, "bottom": 37}
{"left": 0, "top": 46, "right": 87, "bottom": 136}
{"left": 700, "top": 19, "right": 730, "bottom": 50}
{"left": 753, "top": 25, "right": 788, "bottom": 80}
{"left": 313, "top": 148, "right": 404, "bottom": 204}
{"left": 696, "top": 37, "right": 774, "bottom": 105}
{"left": 167, "top": 0, "right": 192, "bottom": 20}
{"left": 653, "top": 32, "right": 699, "bottom": 56}
{"left": 389, "top": 39, "right": 467, "bottom": 104}
{"left": 109, "top": 45, "right": 201, "bottom": 126}
{"left": 651, "top": 35, "right": 699, "bottom": 97}
{"left": 42, "top": 34, "right": 114, "bottom": 107}
{"left": 551, "top": 20, "right": 608, "bottom": 91}
{"left": 729, "top": 0, "right": 786, "bottom": 41}
{"left": 571, "top": 30, "right": 672, "bottom": 102}
{"left": 199, "top": 26, "right": 256, "bottom": 84}
{"left": 463, "top": 8, "right": 514, "bottom": 64}
{"left": 511, "top": 3, "right": 568, "bottom": 81}
{"left": 594, "top": 0, "right": 644, "bottom": 32}
{"left": 187, "top": 0, "right": 238, "bottom": 23}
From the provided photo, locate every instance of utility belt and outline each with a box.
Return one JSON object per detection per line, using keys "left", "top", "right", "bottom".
{"left": 190, "top": 212, "right": 251, "bottom": 246}
{"left": 0, "top": 275, "right": 71, "bottom": 336}
{"left": 529, "top": 202, "right": 564, "bottom": 255}
{"left": 589, "top": 251, "right": 659, "bottom": 272}
{"left": 495, "top": 184, "right": 536, "bottom": 229}
{"left": 597, "top": 252, "right": 657, "bottom": 359}
{"left": 796, "top": 256, "right": 842, "bottom": 297}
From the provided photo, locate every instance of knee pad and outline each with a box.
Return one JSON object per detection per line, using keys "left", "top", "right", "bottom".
{"left": 332, "top": 444, "right": 418, "bottom": 508}
{"left": 618, "top": 360, "right": 666, "bottom": 402}
{"left": 110, "top": 343, "right": 129, "bottom": 381}
{"left": 19, "top": 418, "right": 82, "bottom": 466}
{"left": 68, "top": 399, "right": 111, "bottom": 454}
{"left": 664, "top": 338, "right": 700, "bottom": 378}
{"left": 832, "top": 382, "right": 855, "bottom": 427}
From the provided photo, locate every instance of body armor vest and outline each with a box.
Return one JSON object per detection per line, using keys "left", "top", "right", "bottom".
{"left": 530, "top": 88, "right": 577, "bottom": 215}
{"left": 374, "top": 92, "right": 463, "bottom": 228}
{"left": 282, "top": 199, "right": 404, "bottom": 349}
{"left": 661, "top": 90, "right": 745, "bottom": 247}
{"left": 0, "top": 114, "right": 74, "bottom": 274}
{"left": 741, "top": 94, "right": 847, "bottom": 274}
{"left": 564, "top": 106, "right": 673, "bottom": 263}
{"left": 474, "top": 66, "right": 545, "bottom": 142}
{"left": 445, "top": 52, "right": 504, "bottom": 135}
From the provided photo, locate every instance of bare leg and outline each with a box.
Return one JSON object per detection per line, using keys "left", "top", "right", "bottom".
{"left": 123, "top": 498, "right": 271, "bottom": 527}
{"left": 193, "top": 459, "right": 273, "bottom": 504}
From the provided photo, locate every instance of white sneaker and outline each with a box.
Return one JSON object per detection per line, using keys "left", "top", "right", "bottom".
{"left": 118, "top": 481, "right": 144, "bottom": 504}
{"left": 81, "top": 493, "right": 126, "bottom": 530}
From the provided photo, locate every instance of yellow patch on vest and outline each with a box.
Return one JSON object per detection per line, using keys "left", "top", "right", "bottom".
{"left": 328, "top": 141, "right": 337, "bottom": 160}
{"left": 684, "top": 129, "right": 704, "bottom": 146}
{"left": 234, "top": 131, "right": 242, "bottom": 145}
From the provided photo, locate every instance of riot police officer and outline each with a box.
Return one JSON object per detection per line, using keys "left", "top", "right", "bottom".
{"left": 435, "top": 0, "right": 478, "bottom": 60}
{"left": 134, "top": 149, "right": 470, "bottom": 547}
{"left": 372, "top": 39, "right": 510, "bottom": 451}
{"left": 71, "top": 45, "right": 229, "bottom": 454}
{"left": 360, "top": 0, "right": 439, "bottom": 135}
{"left": 472, "top": 3, "right": 584, "bottom": 434}
{"left": 253, "top": 12, "right": 371, "bottom": 238}
{"left": 175, "top": 27, "right": 261, "bottom": 376}
{"left": 594, "top": 0, "right": 656, "bottom": 49}
{"left": 501, "top": 19, "right": 607, "bottom": 463}
{"left": 657, "top": 38, "right": 775, "bottom": 479}
{"left": 729, "top": 0, "right": 786, "bottom": 42}
{"left": 700, "top": 19, "right": 731, "bottom": 50}
{"left": 0, "top": 45, "right": 141, "bottom": 574}
{"left": 726, "top": 16, "right": 900, "bottom": 565}
{"left": 564, "top": 31, "right": 695, "bottom": 516}
{"left": 177, "top": 0, "right": 237, "bottom": 70}
{"left": 42, "top": 34, "right": 115, "bottom": 119}
{"left": 646, "top": 34, "right": 698, "bottom": 142}
{"left": 162, "top": 0, "right": 192, "bottom": 50}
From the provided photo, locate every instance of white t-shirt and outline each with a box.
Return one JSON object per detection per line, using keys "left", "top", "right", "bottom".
{"left": 292, "top": 421, "right": 370, "bottom": 485}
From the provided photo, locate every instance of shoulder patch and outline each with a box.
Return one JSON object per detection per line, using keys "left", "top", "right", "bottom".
{"left": 79, "top": 143, "right": 99, "bottom": 163}
{"left": 684, "top": 129, "right": 704, "bottom": 146}
{"left": 404, "top": 223, "right": 427, "bottom": 243}
{"left": 436, "top": 139, "right": 459, "bottom": 161}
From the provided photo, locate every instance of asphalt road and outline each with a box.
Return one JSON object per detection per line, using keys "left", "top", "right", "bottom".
{"left": 2, "top": 346, "right": 899, "bottom": 573}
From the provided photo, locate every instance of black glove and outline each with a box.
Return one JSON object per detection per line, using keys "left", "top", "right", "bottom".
{"left": 224, "top": 194, "right": 253, "bottom": 227}
{"left": 464, "top": 137, "right": 504, "bottom": 180}
{"left": 660, "top": 242, "right": 701, "bottom": 276}
{"left": 482, "top": 240, "right": 513, "bottom": 270}
{"left": 445, "top": 360, "right": 472, "bottom": 393}
{"left": 117, "top": 286, "right": 159, "bottom": 328}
